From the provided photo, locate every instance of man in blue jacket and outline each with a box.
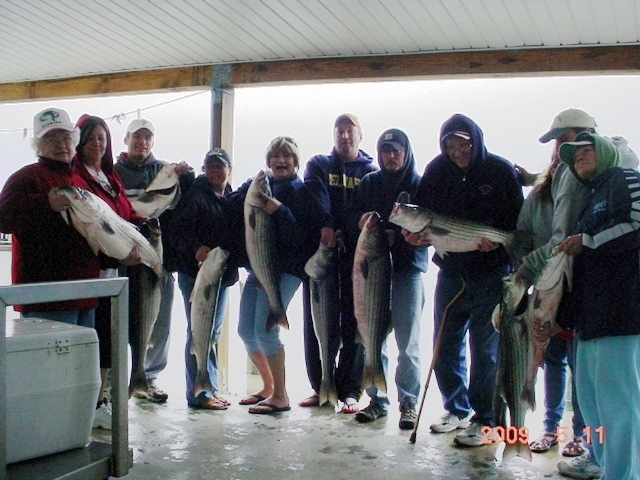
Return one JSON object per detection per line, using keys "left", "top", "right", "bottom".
{"left": 301, "top": 113, "right": 378, "bottom": 413}
{"left": 404, "top": 114, "right": 523, "bottom": 446}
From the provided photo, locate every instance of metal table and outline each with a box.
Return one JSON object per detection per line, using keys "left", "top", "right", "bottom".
{"left": 0, "top": 278, "right": 133, "bottom": 480}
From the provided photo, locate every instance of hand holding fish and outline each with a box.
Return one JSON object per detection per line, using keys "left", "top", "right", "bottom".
{"left": 258, "top": 193, "right": 281, "bottom": 215}
{"left": 121, "top": 246, "right": 142, "bottom": 266}
{"left": 48, "top": 188, "right": 71, "bottom": 212}
{"left": 175, "top": 160, "right": 192, "bottom": 176}
{"left": 400, "top": 228, "right": 429, "bottom": 246}
{"left": 553, "top": 235, "right": 583, "bottom": 256}
{"left": 195, "top": 245, "right": 211, "bottom": 263}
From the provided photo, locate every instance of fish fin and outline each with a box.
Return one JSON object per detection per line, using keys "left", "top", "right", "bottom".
{"left": 434, "top": 247, "right": 448, "bottom": 258}
{"left": 128, "top": 370, "right": 149, "bottom": 398}
{"left": 503, "top": 442, "right": 532, "bottom": 463}
{"left": 521, "top": 383, "right": 536, "bottom": 413}
{"left": 396, "top": 191, "right": 411, "bottom": 204}
{"left": 100, "top": 218, "right": 116, "bottom": 235}
{"left": 491, "top": 303, "right": 502, "bottom": 332}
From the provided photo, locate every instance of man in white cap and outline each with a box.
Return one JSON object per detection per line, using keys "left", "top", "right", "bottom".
{"left": 0, "top": 107, "right": 100, "bottom": 324}
{"left": 115, "top": 118, "right": 195, "bottom": 403}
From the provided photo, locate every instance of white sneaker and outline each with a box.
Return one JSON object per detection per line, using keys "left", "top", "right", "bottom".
{"left": 557, "top": 453, "right": 602, "bottom": 479}
{"left": 430, "top": 411, "right": 472, "bottom": 433}
{"left": 453, "top": 422, "right": 500, "bottom": 447}
{"left": 93, "top": 401, "right": 112, "bottom": 430}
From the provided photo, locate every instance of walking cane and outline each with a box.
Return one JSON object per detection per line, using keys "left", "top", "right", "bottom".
{"left": 410, "top": 278, "right": 466, "bottom": 444}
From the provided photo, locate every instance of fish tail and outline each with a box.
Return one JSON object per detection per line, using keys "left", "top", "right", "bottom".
{"left": 503, "top": 442, "right": 532, "bottom": 463}
{"left": 318, "top": 379, "right": 339, "bottom": 407}
{"left": 266, "top": 308, "right": 289, "bottom": 332}
{"left": 128, "top": 369, "right": 149, "bottom": 398}
{"left": 192, "top": 371, "right": 210, "bottom": 399}
{"left": 362, "top": 365, "right": 387, "bottom": 393}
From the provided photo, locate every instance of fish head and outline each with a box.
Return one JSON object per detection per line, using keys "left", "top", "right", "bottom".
{"left": 304, "top": 244, "right": 337, "bottom": 279}
{"left": 388, "top": 202, "right": 430, "bottom": 233}
{"left": 357, "top": 211, "right": 388, "bottom": 254}
{"left": 56, "top": 184, "right": 101, "bottom": 223}
{"left": 246, "top": 170, "right": 272, "bottom": 207}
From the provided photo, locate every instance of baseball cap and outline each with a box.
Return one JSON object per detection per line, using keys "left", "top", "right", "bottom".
{"left": 442, "top": 130, "right": 471, "bottom": 142}
{"left": 204, "top": 147, "right": 230, "bottom": 165}
{"left": 126, "top": 118, "right": 156, "bottom": 136}
{"left": 558, "top": 131, "right": 595, "bottom": 166}
{"left": 334, "top": 113, "right": 362, "bottom": 130}
{"left": 33, "top": 107, "right": 75, "bottom": 138}
{"left": 378, "top": 128, "right": 407, "bottom": 151}
{"left": 539, "top": 108, "right": 597, "bottom": 143}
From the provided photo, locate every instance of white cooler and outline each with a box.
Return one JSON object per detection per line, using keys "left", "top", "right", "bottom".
{"left": 5, "top": 317, "right": 101, "bottom": 464}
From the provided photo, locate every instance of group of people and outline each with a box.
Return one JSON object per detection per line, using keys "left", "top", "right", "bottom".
{"left": 0, "top": 106, "right": 638, "bottom": 480}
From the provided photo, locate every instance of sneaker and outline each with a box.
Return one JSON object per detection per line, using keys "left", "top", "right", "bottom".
{"left": 399, "top": 402, "right": 417, "bottom": 430}
{"left": 133, "top": 383, "right": 168, "bottom": 403}
{"left": 453, "top": 421, "right": 500, "bottom": 447}
{"left": 557, "top": 453, "right": 602, "bottom": 479}
{"left": 430, "top": 411, "right": 472, "bottom": 433}
{"left": 93, "top": 400, "right": 112, "bottom": 430}
{"left": 355, "top": 400, "right": 388, "bottom": 423}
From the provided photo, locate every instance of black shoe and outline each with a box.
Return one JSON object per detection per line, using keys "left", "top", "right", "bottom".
{"left": 355, "top": 400, "right": 388, "bottom": 423}
{"left": 399, "top": 402, "right": 417, "bottom": 430}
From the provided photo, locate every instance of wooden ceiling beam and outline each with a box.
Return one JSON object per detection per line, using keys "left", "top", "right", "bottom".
{"left": 1, "top": 45, "right": 639, "bottom": 102}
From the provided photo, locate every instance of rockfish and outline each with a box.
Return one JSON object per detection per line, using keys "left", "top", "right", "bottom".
{"left": 526, "top": 251, "right": 573, "bottom": 393}
{"left": 56, "top": 184, "right": 162, "bottom": 276}
{"left": 491, "top": 276, "right": 534, "bottom": 462}
{"left": 129, "top": 163, "right": 180, "bottom": 218}
{"left": 244, "top": 170, "right": 287, "bottom": 331}
{"left": 388, "top": 202, "right": 515, "bottom": 258}
{"left": 128, "top": 237, "right": 163, "bottom": 398}
{"left": 352, "top": 212, "right": 392, "bottom": 393}
{"left": 305, "top": 243, "right": 340, "bottom": 407}
{"left": 190, "top": 247, "right": 229, "bottom": 398}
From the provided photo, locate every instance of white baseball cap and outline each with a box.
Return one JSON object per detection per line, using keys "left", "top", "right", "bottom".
{"left": 126, "top": 118, "right": 156, "bottom": 136}
{"left": 539, "top": 108, "right": 597, "bottom": 143}
{"left": 33, "top": 107, "right": 74, "bottom": 138}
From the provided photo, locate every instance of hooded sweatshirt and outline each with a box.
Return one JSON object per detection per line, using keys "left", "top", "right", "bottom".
{"left": 559, "top": 132, "right": 640, "bottom": 340}
{"left": 304, "top": 148, "right": 377, "bottom": 236}
{"left": 347, "top": 128, "right": 428, "bottom": 273}
{"left": 414, "top": 114, "right": 523, "bottom": 278}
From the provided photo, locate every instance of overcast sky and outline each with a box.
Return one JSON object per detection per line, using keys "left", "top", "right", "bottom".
{"left": 2, "top": 74, "right": 640, "bottom": 190}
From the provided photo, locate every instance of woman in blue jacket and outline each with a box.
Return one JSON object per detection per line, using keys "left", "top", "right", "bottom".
{"left": 236, "top": 136, "right": 323, "bottom": 415}
{"left": 556, "top": 132, "right": 640, "bottom": 480}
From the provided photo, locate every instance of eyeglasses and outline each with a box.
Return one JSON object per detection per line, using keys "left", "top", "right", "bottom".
{"left": 42, "top": 134, "right": 74, "bottom": 145}
{"left": 445, "top": 142, "right": 472, "bottom": 154}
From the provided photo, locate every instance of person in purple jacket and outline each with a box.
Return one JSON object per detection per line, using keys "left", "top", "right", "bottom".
{"left": 300, "top": 113, "right": 378, "bottom": 413}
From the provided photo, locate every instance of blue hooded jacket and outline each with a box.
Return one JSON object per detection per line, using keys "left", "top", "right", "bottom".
{"left": 415, "top": 114, "right": 523, "bottom": 278}
{"left": 347, "top": 128, "right": 428, "bottom": 273}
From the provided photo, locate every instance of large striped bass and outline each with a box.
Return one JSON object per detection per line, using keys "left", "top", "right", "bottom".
{"left": 491, "top": 275, "right": 534, "bottom": 462}
{"left": 244, "top": 170, "right": 288, "bottom": 331}
{"left": 56, "top": 184, "right": 162, "bottom": 276}
{"left": 352, "top": 212, "right": 392, "bottom": 393}
{"left": 129, "top": 163, "right": 180, "bottom": 218}
{"left": 190, "top": 247, "right": 229, "bottom": 398}
{"left": 388, "top": 202, "right": 515, "bottom": 258}
{"left": 128, "top": 237, "right": 163, "bottom": 398}
{"left": 305, "top": 243, "right": 340, "bottom": 407}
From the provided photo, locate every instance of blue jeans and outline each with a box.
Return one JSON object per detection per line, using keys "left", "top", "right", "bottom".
{"left": 433, "top": 271, "right": 501, "bottom": 425}
{"left": 366, "top": 270, "right": 424, "bottom": 408}
{"left": 178, "top": 272, "right": 229, "bottom": 405}
{"left": 22, "top": 309, "right": 95, "bottom": 328}
{"left": 144, "top": 269, "right": 174, "bottom": 382}
{"left": 576, "top": 335, "right": 640, "bottom": 480}
{"left": 238, "top": 272, "right": 301, "bottom": 356}
{"left": 542, "top": 335, "right": 585, "bottom": 436}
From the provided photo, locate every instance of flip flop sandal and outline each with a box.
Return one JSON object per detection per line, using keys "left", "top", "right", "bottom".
{"left": 529, "top": 432, "right": 558, "bottom": 453}
{"left": 239, "top": 394, "right": 266, "bottom": 405}
{"left": 562, "top": 438, "right": 585, "bottom": 457}
{"left": 298, "top": 394, "right": 320, "bottom": 407}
